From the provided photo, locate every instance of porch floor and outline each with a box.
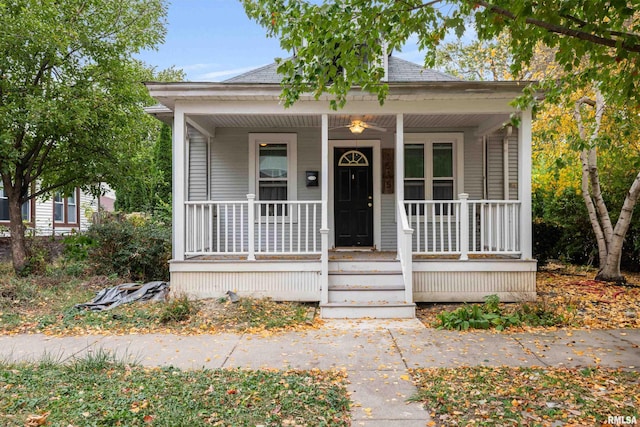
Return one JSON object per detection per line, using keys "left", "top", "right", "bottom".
{"left": 185, "top": 251, "right": 521, "bottom": 262}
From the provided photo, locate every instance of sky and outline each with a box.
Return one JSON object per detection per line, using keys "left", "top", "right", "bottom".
{"left": 136, "top": 0, "right": 425, "bottom": 82}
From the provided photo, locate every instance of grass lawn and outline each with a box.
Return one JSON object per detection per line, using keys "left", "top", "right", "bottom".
{"left": 0, "top": 352, "right": 350, "bottom": 427}
{"left": 0, "top": 262, "right": 318, "bottom": 336}
{"left": 411, "top": 366, "right": 639, "bottom": 426}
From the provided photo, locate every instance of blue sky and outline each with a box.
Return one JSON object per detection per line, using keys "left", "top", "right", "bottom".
{"left": 137, "top": 0, "right": 425, "bottom": 82}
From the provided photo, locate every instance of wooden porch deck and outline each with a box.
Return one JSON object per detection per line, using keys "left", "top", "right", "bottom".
{"left": 184, "top": 250, "right": 520, "bottom": 262}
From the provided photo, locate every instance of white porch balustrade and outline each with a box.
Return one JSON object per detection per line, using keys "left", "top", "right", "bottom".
{"left": 404, "top": 196, "right": 521, "bottom": 257}
{"left": 185, "top": 196, "right": 322, "bottom": 258}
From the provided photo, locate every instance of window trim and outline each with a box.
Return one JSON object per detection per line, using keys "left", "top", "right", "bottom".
{"left": 248, "top": 133, "right": 298, "bottom": 211}
{"left": 404, "top": 133, "right": 464, "bottom": 201}
{"left": 53, "top": 188, "right": 81, "bottom": 226}
{"left": 0, "top": 187, "right": 35, "bottom": 225}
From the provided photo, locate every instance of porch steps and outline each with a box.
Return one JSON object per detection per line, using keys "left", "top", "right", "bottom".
{"left": 321, "top": 259, "right": 415, "bottom": 319}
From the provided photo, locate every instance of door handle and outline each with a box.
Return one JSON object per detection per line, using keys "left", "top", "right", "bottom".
{"left": 368, "top": 203, "right": 373, "bottom": 207}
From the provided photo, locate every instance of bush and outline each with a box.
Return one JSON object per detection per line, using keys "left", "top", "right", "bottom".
{"left": 87, "top": 215, "right": 171, "bottom": 282}
{"left": 159, "top": 295, "right": 199, "bottom": 324}
{"left": 435, "top": 294, "right": 568, "bottom": 331}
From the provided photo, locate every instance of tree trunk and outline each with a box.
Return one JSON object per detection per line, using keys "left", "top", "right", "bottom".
{"left": 7, "top": 187, "right": 28, "bottom": 275}
{"left": 595, "top": 170, "right": 640, "bottom": 283}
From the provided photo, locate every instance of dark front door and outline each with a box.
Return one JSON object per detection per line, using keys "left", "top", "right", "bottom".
{"left": 334, "top": 147, "right": 373, "bottom": 247}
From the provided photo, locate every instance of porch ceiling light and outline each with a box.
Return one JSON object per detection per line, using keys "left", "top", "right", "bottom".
{"left": 349, "top": 121, "right": 365, "bottom": 134}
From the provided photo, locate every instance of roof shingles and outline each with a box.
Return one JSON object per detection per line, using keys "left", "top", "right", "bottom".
{"left": 223, "top": 56, "right": 459, "bottom": 84}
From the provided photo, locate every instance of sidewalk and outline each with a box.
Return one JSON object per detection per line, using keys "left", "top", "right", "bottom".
{"left": 1, "top": 321, "right": 638, "bottom": 426}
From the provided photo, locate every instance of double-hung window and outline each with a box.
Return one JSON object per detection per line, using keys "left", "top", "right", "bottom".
{"left": 404, "top": 133, "right": 464, "bottom": 214}
{"left": 54, "top": 189, "right": 79, "bottom": 225}
{"left": 0, "top": 187, "right": 31, "bottom": 222}
{"left": 249, "top": 134, "right": 297, "bottom": 217}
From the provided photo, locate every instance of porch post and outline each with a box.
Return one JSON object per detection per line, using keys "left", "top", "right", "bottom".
{"left": 395, "top": 114, "right": 404, "bottom": 201}
{"left": 320, "top": 114, "right": 329, "bottom": 305}
{"left": 395, "top": 113, "right": 404, "bottom": 262}
{"left": 518, "top": 109, "right": 533, "bottom": 259}
{"left": 173, "top": 105, "right": 186, "bottom": 261}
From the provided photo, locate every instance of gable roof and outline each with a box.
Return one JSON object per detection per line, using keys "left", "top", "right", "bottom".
{"left": 223, "top": 55, "right": 459, "bottom": 84}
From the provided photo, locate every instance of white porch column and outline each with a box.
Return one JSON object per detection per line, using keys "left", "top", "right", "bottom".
{"left": 395, "top": 114, "right": 404, "bottom": 201}
{"left": 173, "top": 106, "right": 186, "bottom": 261}
{"left": 320, "top": 114, "right": 329, "bottom": 305}
{"left": 459, "top": 193, "right": 469, "bottom": 260}
{"left": 518, "top": 109, "right": 533, "bottom": 259}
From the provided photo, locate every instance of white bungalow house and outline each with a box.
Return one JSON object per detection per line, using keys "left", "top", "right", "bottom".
{"left": 146, "top": 55, "right": 537, "bottom": 318}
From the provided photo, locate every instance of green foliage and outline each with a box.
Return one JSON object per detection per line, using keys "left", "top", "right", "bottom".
{"left": 0, "top": 0, "right": 168, "bottom": 273}
{"left": 435, "top": 294, "right": 568, "bottom": 331}
{"left": 62, "top": 233, "right": 95, "bottom": 262}
{"left": 243, "top": 0, "right": 640, "bottom": 108}
{"left": 87, "top": 215, "right": 171, "bottom": 282}
{"left": 159, "top": 295, "right": 199, "bottom": 324}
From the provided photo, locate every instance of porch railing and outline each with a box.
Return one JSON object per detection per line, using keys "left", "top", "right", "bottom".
{"left": 185, "top": 196, "right": 321, "bottom": 258}
{"left": 396, "top": 195, "right": 414, "bottom": 303}
{"left": 404, "top": 195, "right": 521, "bottom": 257}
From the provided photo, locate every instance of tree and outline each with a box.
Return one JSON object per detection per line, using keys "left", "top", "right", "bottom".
{"left": 242, "top": 0, "right": 639, "bottom": 107}
{"left": 113, "top": 66, "right": 183, "bottom": 215}
{"left": 0, "top": 0, "right": 167, "bottom": 274}
{"left": 243, "top": 0, "right": 640, "bottom": 282}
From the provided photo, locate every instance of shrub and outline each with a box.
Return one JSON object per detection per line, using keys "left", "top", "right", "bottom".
{"left": 435, "top": 294, "right": 568, "bottom": 331}
{"left": 159, "top": 295, "right": 199, "bottom": 324}
{"left": 87, "top": 215, "right": 171, "bottom": 282}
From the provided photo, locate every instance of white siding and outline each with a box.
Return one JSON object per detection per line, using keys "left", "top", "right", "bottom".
{"left": 486, "top": 131, "right": 519, "bottom": 200}
{"left": 188, "top": 131, "right": 208, "bottom": 201}
{"left": 204, "top": 126, "right": 501, "bottom": 251}
{"left": 33, "top": 189, "right": 97, "bottom": 235}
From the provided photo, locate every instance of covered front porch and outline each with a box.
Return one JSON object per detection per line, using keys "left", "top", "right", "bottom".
{"left": 146, "top": 82, "right": 537, "bottom": 318}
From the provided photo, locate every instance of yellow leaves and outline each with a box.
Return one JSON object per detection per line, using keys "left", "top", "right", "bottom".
{"left": 400, "top": 374, "right": 411, "bottom": 381}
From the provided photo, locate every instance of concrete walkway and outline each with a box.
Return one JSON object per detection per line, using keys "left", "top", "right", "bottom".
{"left": 1, "top": 321, "right": 638, "bottom": 426}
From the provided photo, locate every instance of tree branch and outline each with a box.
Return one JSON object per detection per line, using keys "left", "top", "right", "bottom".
{"left": 475, "top": 1, "right": 640, "bottom": 53}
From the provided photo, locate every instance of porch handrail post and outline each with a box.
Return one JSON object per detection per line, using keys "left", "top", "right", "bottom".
{"left": 247, "top": 194, "right": 256, "bottom": 261}
{"left": 459, "top": 193, "right": 469, "bottom": 261}
{"left": 403, "top": 227, "right": 414, "bottom": 303}
{"left": 320, "top": 228, "right": 329, "bottom": 304}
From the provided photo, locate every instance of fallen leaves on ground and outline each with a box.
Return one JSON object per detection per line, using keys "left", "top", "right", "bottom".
{"left": 1, "top": 359, "right": 350, "bottom": 427}
{"left": 417, "top": 265, "right": 640, "bottom": 331}
{"left": 410, "top": 366, "right": 639, "bottom": 426}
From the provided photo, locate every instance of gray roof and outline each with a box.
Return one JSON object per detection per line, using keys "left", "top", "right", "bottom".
{"left": 223, "top": 55, "right": 459, "bottom": 84}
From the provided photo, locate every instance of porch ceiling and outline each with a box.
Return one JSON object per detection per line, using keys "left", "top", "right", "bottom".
{"left": 188, "top": 113, "right": 511, "bottom": 135}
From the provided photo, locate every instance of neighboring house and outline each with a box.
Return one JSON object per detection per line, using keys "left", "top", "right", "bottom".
{"left": 0, "top": 186, "right": 111, "bottom": 235}
{"left": 146, "top": 55, "right": 537, "bottom": 318}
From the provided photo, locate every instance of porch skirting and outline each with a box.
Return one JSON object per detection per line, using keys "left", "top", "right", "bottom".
{"left": 169, "top": 260, "right": 321, "bottom": 301}
{"left": 413, "top": 259, "right": 537, "bottom": 302}
{"left": 169, "top": 258, "right": 536, "bottom": 303}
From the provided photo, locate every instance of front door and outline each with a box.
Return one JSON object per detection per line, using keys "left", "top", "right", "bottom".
{"left": 334, "top": 147, "right": 374, "bottom": 246}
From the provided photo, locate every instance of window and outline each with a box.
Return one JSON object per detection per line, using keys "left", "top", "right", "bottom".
{"left": 403, "top": 133, "right": 464, "bottom": 212}
{"left": 249, "top": 134, "right": 297, "bottom": 216}
{"left": 53, "top": 189, "right": 80, "bottom": 225}
{"left": 0, "top": 187, "right": 31, "bottom": 222}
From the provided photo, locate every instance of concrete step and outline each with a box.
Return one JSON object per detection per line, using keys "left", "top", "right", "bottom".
{"left": 320, "top": 302, "right": 416, "bottom": 319}
{"left": 328, "top": 286, "right": 406, "bottom": 303}
{"left": 328, "top": 260, "right": 401, "bottom": 273}
{"left": 328, "top": 271, "right": 404, "bottom": 287}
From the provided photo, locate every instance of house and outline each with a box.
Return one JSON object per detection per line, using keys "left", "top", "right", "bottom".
{"left": 0, "top": 185, "right": 114, "bottom": 236}
{"left": 145, "top": 55, "right": 537, "bottom": 318}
